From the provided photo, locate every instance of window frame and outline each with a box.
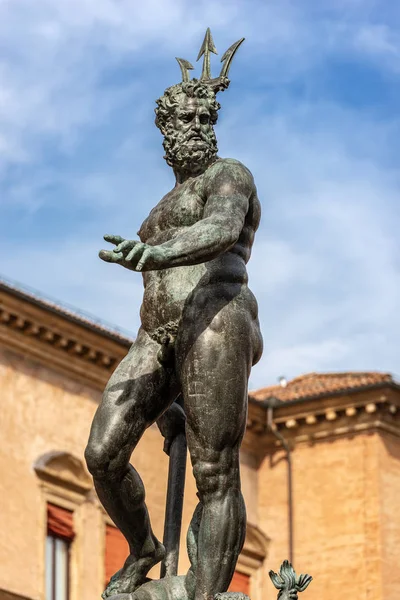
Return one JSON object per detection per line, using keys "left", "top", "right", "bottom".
{"left": 46, "top": 532, "right": 71, "bottom": 600}
{"left": 35, "top": 451, "right": 96, "bottom": 600}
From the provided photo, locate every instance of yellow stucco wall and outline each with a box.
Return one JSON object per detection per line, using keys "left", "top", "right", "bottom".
{"left": 1, "top": 346, "right": 102, "bottom": 600}
{"left": 379, "top": 434, "right": 400, "bottom": 600}
{"left": 0, "top": 346, "right": 261, "bottom": 600}
{"left": 2, "top": 339, "right": 400, "bottom": 600}
{"left": 258, "top": 432, "right": 389, "bottom": 600}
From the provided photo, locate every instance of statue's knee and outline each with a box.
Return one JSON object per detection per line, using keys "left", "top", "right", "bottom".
{"left": 193, "top": 457, "right": 236, "bottom": 501}
{"left": 85, "top": 441, "right": 112, "bottom": 477}
{"left": 85, "top": 438, "right": 134, "bottom": 483}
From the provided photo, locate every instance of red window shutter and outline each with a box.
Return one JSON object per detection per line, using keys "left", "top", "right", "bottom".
{"left": 105, "top": 525, "right": 129, "bottom": 587}
{"left": 229, "top": 571, "right": 250, "bottom": 595}
{"left": 47, "top": 503, "right": 75, "bottom": 541}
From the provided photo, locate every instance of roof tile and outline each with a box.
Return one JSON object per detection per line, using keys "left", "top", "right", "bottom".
{"left": 250, "top": 371, "right": 394, "bottom": 402}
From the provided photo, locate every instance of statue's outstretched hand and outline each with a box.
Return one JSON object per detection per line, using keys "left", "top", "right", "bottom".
{"left": 99, "top": 234, "right": 167, "bottom": 271}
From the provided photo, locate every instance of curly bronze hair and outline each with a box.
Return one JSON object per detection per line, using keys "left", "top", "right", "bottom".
{"left": 155, "top": 79, "right": 221, "bottom": 134}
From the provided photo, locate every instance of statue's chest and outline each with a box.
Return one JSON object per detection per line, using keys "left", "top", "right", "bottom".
{"left": 139, "top": 184, "right": 205, "bottom": 242}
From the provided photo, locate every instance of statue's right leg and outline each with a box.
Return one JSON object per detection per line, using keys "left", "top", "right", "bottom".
{"left": 85, "top": 328, "right": 179, "bottom": 597}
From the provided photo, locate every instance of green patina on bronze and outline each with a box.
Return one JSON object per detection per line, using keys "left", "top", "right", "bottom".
{"left": 84, "top": 28, "right": 308, "bottom": 600}
{"left": 269, "top": 561, "right": 312, "bottom": 600}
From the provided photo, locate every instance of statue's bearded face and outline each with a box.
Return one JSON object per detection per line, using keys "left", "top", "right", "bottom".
{"left": 163, "top": 97, "right": 218, "bottom": 173}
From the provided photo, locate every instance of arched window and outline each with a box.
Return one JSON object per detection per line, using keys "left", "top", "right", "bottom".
{"left": 34, "top": 451, "right": 93, "bottom": 600}
{"left": 230, "top": 523, "right": 270, "bottom": 598}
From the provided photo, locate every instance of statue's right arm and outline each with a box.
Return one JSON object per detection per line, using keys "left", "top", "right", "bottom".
{"left": 98, "top": 161, "right": 255, "bottom": 272}
{"left": 127, "top": 161, "right": 254, "bottom": 271}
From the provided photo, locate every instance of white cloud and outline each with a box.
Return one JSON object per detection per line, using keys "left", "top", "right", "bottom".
{"left": 0, "top": 0, "right": 243, "bottom": 170}
{"left": 2, "top": 93, "right": 399, "bottom": 390}
{"left": 1, "top": 0, "right": 399, "bottom": 173}
{"left": 1, "top": 0, "right": 400, "bottom": 391}
{"left": 0, "top": 236, "right": 143, "bottom": 336}
{"left": 242, "top": 103, "right": 400, "bottom": 388}
{"left": 354, "top": 24, "right": 400, "bottom": 69}
{"left": 258, "top": 339, "right": 351, "bottom": 382}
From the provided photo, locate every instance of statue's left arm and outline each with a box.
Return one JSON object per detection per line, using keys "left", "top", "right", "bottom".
{"left": 100, "top": 161, "right": 254, "bottom": 271}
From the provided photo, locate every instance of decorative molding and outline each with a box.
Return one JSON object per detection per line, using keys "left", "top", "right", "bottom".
{"left": 265, "top": 389, "right": 400, "bottom": 447}
{"left": 34, "top": 451, "right": 93, "bottom": 496}
{"left": 235, "top": 523, "right": 270, "bottom": 600}
{"left": 237, "top": 523, "right": 270, "bottom": 574}
{"left": 0, "top": 286, "right": 131, "bottom": 390}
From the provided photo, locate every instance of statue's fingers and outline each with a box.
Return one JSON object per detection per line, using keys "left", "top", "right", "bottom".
{"left": 103, "top": 234, "right": 125, "bottom": 245}
{"left": 126, "top": 244, "right": 144, "bottom": 263}
{"left": 99, "top": 249, "right": 123, "bottom": 263}
{"left": 115, "top": 239, "right": 134, "bottom": 254}
{"left": 136, "top": 248, "right": 151, "bottom": 271}
{"left": 269, "top": 572, "right": 283, "bottom": 589}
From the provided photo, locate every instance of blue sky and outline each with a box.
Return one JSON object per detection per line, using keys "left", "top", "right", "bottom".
{"left": 1, "top": 0, "right": 399, "bottom": 389}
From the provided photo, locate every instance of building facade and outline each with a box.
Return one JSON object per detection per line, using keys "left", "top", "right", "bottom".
{"left": 1, "top": 280, "right": 399, "bottom": 600}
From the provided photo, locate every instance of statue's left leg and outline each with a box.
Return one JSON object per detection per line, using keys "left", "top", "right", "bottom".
{"left": 176, "top": 301, "right": 262, "bottom": 600}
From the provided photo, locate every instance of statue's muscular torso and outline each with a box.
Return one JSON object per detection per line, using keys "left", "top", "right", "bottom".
{"left": 137, "top": 158, "right": 261, "bottom": 352}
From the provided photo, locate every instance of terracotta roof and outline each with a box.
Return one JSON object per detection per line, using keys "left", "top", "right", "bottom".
{"left": 250, "top": 371, "right": 395, "bottom": 403}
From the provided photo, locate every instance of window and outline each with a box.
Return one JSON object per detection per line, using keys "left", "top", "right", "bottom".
{"left": 46, "top": 536, "right": 70, "bottom": 600}
{"left": 229, "top": 571, "right": 250, "bottom": 595}
{"left": 46, "top": 504, "right": 75, "bottom": 600}
{"left": 104, "top": 524, "right": 129, "bottom": 589}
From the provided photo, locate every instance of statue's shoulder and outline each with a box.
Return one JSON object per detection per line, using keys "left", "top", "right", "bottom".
{"left": 209, "top": 157, "right": 254, "bottom": 176}
{"left": 204, "top": 157, "right": 255, "bottom": 191}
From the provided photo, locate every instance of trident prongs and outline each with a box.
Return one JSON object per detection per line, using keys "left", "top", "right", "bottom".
{"left": 197, "top": 27, "right": 218, "bottom": 80}
{"left": 176, "top": 58, "right": 195, "bottom": 83}
{"left": 171, "top": 29, "right": 244, "bottom": 94}
{"left": 219, "top": 37, "right": 245, "bottom": 79}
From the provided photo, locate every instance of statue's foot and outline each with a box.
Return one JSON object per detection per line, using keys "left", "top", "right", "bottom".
{"left": 102, "top": 543, "right": 165, "bottom": 599}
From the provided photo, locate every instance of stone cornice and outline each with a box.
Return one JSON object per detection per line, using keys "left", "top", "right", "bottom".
{"left": 262, "top": 387, "right": 400, "bottom": 449}
{"left": 0, "top": 284, "right": 131, "bottom": 390}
